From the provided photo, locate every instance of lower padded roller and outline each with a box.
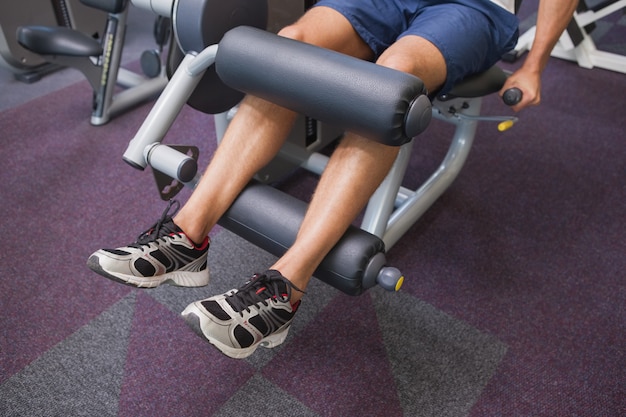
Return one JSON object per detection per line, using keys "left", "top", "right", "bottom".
{"left": 217, "top": 181, "right": 389, "bottom": 296}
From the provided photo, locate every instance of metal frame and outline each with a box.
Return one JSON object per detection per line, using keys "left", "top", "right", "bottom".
{"left": 124, "top": 43, "right": 506, "bottom": 255}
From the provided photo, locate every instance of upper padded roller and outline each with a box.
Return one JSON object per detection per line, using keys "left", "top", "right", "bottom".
{"left": 215, "top": 26, "right": 432, "bottom": 146}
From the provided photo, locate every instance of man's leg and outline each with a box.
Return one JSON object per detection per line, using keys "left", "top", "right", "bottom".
{"left": 182, "top": 34, "right": 448, "bottom": 358}
{"left": 173, "top": 6, "right": 375, "bottom": 244}
{"left": 272, "top": 35, "right": 448, "bottom": 302}
{"left": 270, "top": 3, "right": 519, "bottom": 296}
{"left": 182, "top": 2, "right": 519, "bottom": 358}
{"left": 86, "top": 7, "right": 373, "bottom": 288}
{"left": 175, "top": 17, "right": 449, "bottom": 291}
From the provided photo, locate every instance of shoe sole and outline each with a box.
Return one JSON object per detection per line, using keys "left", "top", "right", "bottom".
{"left": 87, "top": 255, "right": 209, "bottom": 288}
{"left": 181, "top": 303, "right": 290, "bottom": 359}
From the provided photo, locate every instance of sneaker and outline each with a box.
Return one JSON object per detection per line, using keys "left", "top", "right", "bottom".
{"left": 181, "top": 270, "right": 304, "bottom": 359}
{"left": 87, "top": 200, "right": 210, "bottom": 288}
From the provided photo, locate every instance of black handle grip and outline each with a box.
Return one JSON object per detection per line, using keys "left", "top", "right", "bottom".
{"left": 503, "top": 87, "right": 522, "bottom": 106}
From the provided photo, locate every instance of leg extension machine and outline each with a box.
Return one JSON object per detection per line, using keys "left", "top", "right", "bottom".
{"left": 122, "top": 0, "right": 518, "bottom": 295}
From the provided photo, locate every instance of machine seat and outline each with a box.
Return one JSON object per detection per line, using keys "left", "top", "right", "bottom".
{"left": 17, "top": 26, "right": 102, "bottom": 57}
{"left": 437, "top": 65, "right": 509, "bottom": 101}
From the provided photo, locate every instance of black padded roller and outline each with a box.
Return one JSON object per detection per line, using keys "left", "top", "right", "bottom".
{"left": 215, "top": 26, "right": 432, "bottom": 146}
{"left": 218, "top": 181, "right": 387, "bottom": 295}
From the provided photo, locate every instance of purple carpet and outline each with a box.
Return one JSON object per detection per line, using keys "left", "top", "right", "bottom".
{"left": 1, "top": 24, "right": 625, "bottom": 417}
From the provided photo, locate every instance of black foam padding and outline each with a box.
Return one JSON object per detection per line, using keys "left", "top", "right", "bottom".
{"left": 166, "top": 43, "right": 244, "bottom": 114}
{"left": 17, "top": 26, "right": 102, "bottom": 57}
{"left": 218, "top": 182, "right": 386, "bottom": 295}
{"left": 216, "top": 26, "right": 429, "bottom": 146}
{"left": 174, "top": 0, "right": 267, "bottom": 53}
{"left": 168, "top": 0, "right": 268, "bottom": 114}
{"left": 438, "top": 65, "right": 508, "bottom": 100}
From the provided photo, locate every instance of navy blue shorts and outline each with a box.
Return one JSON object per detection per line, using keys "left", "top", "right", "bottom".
{"left": 314, "top": 0, "right": 519, "bottom": 94}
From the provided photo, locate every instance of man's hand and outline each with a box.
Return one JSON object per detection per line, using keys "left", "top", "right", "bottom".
{"left": 500, "top": 67, "right": 542, "bottom": 112}
{"left": 502, "top": 0, "right": 578, "bottom": 112}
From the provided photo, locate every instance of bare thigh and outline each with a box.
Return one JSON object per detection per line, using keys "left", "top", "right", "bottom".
{"left": 377, "top": 35, "right": 447, "bottom": 94}
{"left": 286, "top": 8, "right": 447, "bottom": 93}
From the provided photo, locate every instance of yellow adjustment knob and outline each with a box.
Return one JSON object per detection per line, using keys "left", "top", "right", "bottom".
{"left": 498, "top": 120, "right": 515, "bottom": 132}
{"left": 395, "top": 275, "right": 405, "bottom": 291}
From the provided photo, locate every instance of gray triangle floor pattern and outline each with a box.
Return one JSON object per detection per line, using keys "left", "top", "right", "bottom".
{"left": 0, "top": 230, "right": 506, "bottom": 417}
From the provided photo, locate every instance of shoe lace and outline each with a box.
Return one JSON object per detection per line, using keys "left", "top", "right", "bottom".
{"left": 131, "top": 200, "right": 181, "bottom": 248}
{"left": 227, "top": 271, "right": 305, "bottom": 315}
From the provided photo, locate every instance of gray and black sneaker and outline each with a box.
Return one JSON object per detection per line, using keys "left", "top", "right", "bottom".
{"left": 181, "top": 270, "right": 303, "bottom": 359}
{"left": 87, "top": 200, "right": 209, "bottom": 288}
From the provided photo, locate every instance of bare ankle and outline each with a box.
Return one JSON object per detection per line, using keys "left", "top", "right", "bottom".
{"left": 172, "top": 216, "right": 207, "bottom": 246}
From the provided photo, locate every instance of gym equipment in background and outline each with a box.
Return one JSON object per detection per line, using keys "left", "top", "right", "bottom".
{"left": 0, "top": 0, "right": 106, "bottom": 81}
{"left": 507, "top": 0, "right": 626, "bottom": 74}
{"left": 14, "top": 0, "right": 170, "bottom": 125}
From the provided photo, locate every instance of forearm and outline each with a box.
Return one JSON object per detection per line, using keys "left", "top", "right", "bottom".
{"left": 523, "top": 0, "right": 579, "bottom": 74}
{"left": 503, "top": 0, "right": 578, "bottom": 110}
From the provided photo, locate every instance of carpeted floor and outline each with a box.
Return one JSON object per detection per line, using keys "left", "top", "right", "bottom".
{"left": 1, "top": 3, "right": 625, "bottom": 417}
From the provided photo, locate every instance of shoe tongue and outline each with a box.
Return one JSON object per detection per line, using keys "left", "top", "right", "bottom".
{"left": 264, "top": 271, "right": 290, "bottom": 293}
{"left": 133, "top": 201, "right": 183, "bottom": 246}
{"left": 145, "top": 220, "right": 179, "bottom": 240}
{"left": 225, "top": 272, "right": 289, "bottom": 312}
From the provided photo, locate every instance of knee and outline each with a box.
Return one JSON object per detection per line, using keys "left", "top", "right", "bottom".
{"left": 277, "top": 24, "right": 308, "bottom": 43}
{"left": 340, "top": 133, "right": 401, "bottom": 160}
{"left": 375, "top": 53, "right": 419, "bottom": 75}
{"left": 375, "top": 37, "right": 447, "bottom": 92}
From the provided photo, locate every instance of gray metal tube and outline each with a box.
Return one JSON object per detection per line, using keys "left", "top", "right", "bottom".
{"left": 122, "top": 48, "right": 217, "bottom": 169}
{"left": 382, "top": 98, "right": 483, "bottom": 250}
